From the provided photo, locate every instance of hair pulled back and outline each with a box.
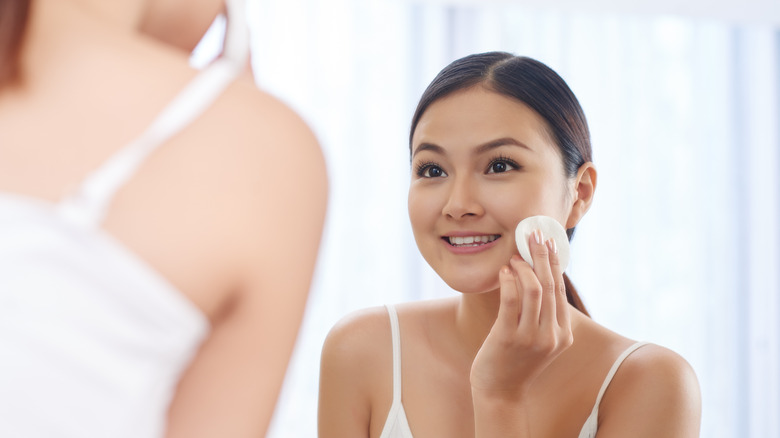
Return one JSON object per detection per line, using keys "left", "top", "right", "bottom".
{"left": 0, "top": 0, "right": 32, "bottom": 87}
{"left": 409, "top": 52, "right": 592, "bottom": 316}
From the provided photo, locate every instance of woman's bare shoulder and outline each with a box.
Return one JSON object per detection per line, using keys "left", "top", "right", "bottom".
{"left": 322, "top": 306, "right": 393, "bottom": 363}
{"left": 319, "top": 305, "right": 396, "bottom": 416}
{"left": 200, "top": 76, "right": 321, "bottom": 163}
{"left": 322, "top": 299, "right": 457, "bottom": 365}
{"left": 597, "top": 342, "right": 702, "bottom": 437}
{"left": 611, "top": 343, "right": 701, "bottom": 402}
{"left": 167, "top": 73, "right": 327, "bottom": 283}
{"left": 192, "top": 77, "right": 326, "bottom": 219}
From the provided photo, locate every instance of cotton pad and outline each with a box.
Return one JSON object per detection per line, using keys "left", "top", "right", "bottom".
{"left": 514, "top": 215, "right": 570, "bottom": 270}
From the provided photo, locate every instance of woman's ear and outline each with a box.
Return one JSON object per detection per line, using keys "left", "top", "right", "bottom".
{"left": 565, "top": 162, "right": 597, "bottom": 230}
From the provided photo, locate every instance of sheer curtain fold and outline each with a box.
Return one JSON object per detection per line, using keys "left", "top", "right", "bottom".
{"left": 234, "top": 2, "right": 780, "bottom": 437}
{"left": 734, "top": 27, "right": 780, "bottom": 438}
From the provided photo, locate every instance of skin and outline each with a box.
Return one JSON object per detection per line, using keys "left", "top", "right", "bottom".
{"left": 319, "top": 86, "right": 700, "bottom": 437}
{"left": 0, "top": 0, "right": 327, "bottom": 436}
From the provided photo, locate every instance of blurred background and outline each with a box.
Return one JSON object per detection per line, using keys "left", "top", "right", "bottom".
{"left": 194, "top": 1, "right": 779, "bottom": 436}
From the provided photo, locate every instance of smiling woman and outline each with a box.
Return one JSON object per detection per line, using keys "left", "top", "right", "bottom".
{"left": 409, "top": 87, "right": 581, "bottom": 296}
{"left": 318, "top": 52, "right": 701, "bottom": 438}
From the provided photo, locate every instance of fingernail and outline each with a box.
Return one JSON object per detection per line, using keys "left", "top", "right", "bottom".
{"left": 534, "top": 229, "right": 543, "bottom": 245}
{"left": 546, "top": 238, "right": 558, "bottom": 254}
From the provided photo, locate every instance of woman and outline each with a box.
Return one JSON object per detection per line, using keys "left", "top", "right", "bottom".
{"left": 0, "top": 0, "right": 327, "bottom": 436}
{"left": 319, "top": 52, "right": 700, "bottom": 437}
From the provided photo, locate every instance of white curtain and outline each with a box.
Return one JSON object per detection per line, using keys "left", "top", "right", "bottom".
{"left": 196, "top": 1, "right": 780, "bottom": 436}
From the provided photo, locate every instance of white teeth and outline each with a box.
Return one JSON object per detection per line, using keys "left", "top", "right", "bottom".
{"left": 448, "top": 235, "right": 498, "bottom": 246}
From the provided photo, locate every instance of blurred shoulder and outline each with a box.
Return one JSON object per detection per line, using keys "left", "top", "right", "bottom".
{"left": 187, "top": 74, "right": 327, "bottom": 226}
{"left": 164, "top": 73, "right": 328, "bottom": 304}
{"left": 209, "top": 76, "right": 322, "bottom": 163}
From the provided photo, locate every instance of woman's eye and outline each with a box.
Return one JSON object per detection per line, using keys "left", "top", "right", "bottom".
{"left": 423, "top": 166, "right": 445, "bottom": 178}
{"left": 421, "top": 165, "right": 446, "bottom": 178}
{"left": 486, "top": 159, "right": 517, "bottom": 174}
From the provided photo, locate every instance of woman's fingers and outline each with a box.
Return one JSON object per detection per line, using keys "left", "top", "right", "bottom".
{"left": 530, "top": 230, "right": 557, "bottom": 329}
{"left": 510, "top": 257, "right": 542, "bottom": 331}
{"left": 504, "top": 228, "right": 570, "bottom": 338}
{"left": 511, "top": 230, "right": 556, "bottom": 329}
{"left": 497, "top": 265, "right": 521, "bottom": 331}
{"left": 546, "top": 238, "right": 571, "bottom": 331}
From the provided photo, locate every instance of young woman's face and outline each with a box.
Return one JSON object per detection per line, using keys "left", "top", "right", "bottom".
{"left": 408, "top": 86, "right": 575, "bottom": 294}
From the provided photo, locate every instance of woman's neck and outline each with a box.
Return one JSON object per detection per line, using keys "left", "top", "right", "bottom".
{"left": 455, "top": 290, "right": 502, "bottom": 361}
{"left": 452, "top": 288, "right": 583, "bottom": 363}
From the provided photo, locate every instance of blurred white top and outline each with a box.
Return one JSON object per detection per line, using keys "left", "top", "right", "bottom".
{"left": 0, "top": 48, "right": 245, "bottom": 438}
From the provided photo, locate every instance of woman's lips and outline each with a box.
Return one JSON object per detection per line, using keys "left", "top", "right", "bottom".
{"left": 441, "top": 234, "right": 501, "bottom": 254}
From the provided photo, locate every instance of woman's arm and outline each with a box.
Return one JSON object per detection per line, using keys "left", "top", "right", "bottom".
{"left": 164, "top": 87, "right": 328, "bottom": 438}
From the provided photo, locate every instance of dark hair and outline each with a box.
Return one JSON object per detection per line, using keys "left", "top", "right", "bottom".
{"left": 410, "top": 52, "right": 592, "bottom": 316}
{"left": 0, "top": 0, "right": 32, "bottom": 87}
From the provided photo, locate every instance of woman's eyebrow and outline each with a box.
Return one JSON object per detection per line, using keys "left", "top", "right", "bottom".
{"left": 474, "top": 137, "right": 531, "bottom": 155}
{"left": 412, "top": 142, "right": 445, "bottom": 158}
{"left": 412, "top": 137, "right": 531, "bottom": 158}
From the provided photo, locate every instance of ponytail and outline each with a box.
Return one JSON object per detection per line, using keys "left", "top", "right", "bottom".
{"left": 0, "top": 0, "right": 32, "bottom": 87}
{"left": 564, "top": 227, "right": 589, "bottom": 316}
{"left": 563, "top": 273, "right": 589, "bottom": 317}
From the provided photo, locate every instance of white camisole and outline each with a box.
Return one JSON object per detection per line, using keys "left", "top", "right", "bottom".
{"left": 379, "top": 304, "right": 648, "bottom": 438}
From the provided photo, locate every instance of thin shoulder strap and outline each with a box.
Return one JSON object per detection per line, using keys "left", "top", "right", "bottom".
{"left": 385, "top": 304, "right": 403, "bottom": 403}
{"left": 56, "top": 59, "right": 240, "bottom": 227}
{"left": 57, "top": 0, "right": 249, "bottom": 227}
{"left": 578, "top": 341, "right": 649, "bottom": 438}
{"left": 592, "top": 341, "right": 649, "bottom": 409}
{"left": 379, "top": 305, "right": 412, "bottom": 438}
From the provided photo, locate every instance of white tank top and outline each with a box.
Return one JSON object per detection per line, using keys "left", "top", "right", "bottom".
{"left": 0, "top": 3, "right": 249, "bottom": 436}
{"left": 380, "top": 304, "right": 648, "bottom": 438}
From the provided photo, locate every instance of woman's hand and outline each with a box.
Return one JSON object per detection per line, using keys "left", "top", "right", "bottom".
{"left": 470, "top": 229, "right": 573, "bottom": 401}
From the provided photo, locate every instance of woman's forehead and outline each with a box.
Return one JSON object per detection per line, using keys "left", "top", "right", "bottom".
{"left": 412, "top": 88, "right": 555, "bottom": 155}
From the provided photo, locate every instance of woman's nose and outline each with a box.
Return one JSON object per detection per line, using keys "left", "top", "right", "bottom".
{"left": 442, "top": 177, "right": 484, "bottom": 219}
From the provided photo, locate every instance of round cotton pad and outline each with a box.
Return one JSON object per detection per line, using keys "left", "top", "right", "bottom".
{"left": 515, "top": 215, "right": 570, "bottom": 270}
